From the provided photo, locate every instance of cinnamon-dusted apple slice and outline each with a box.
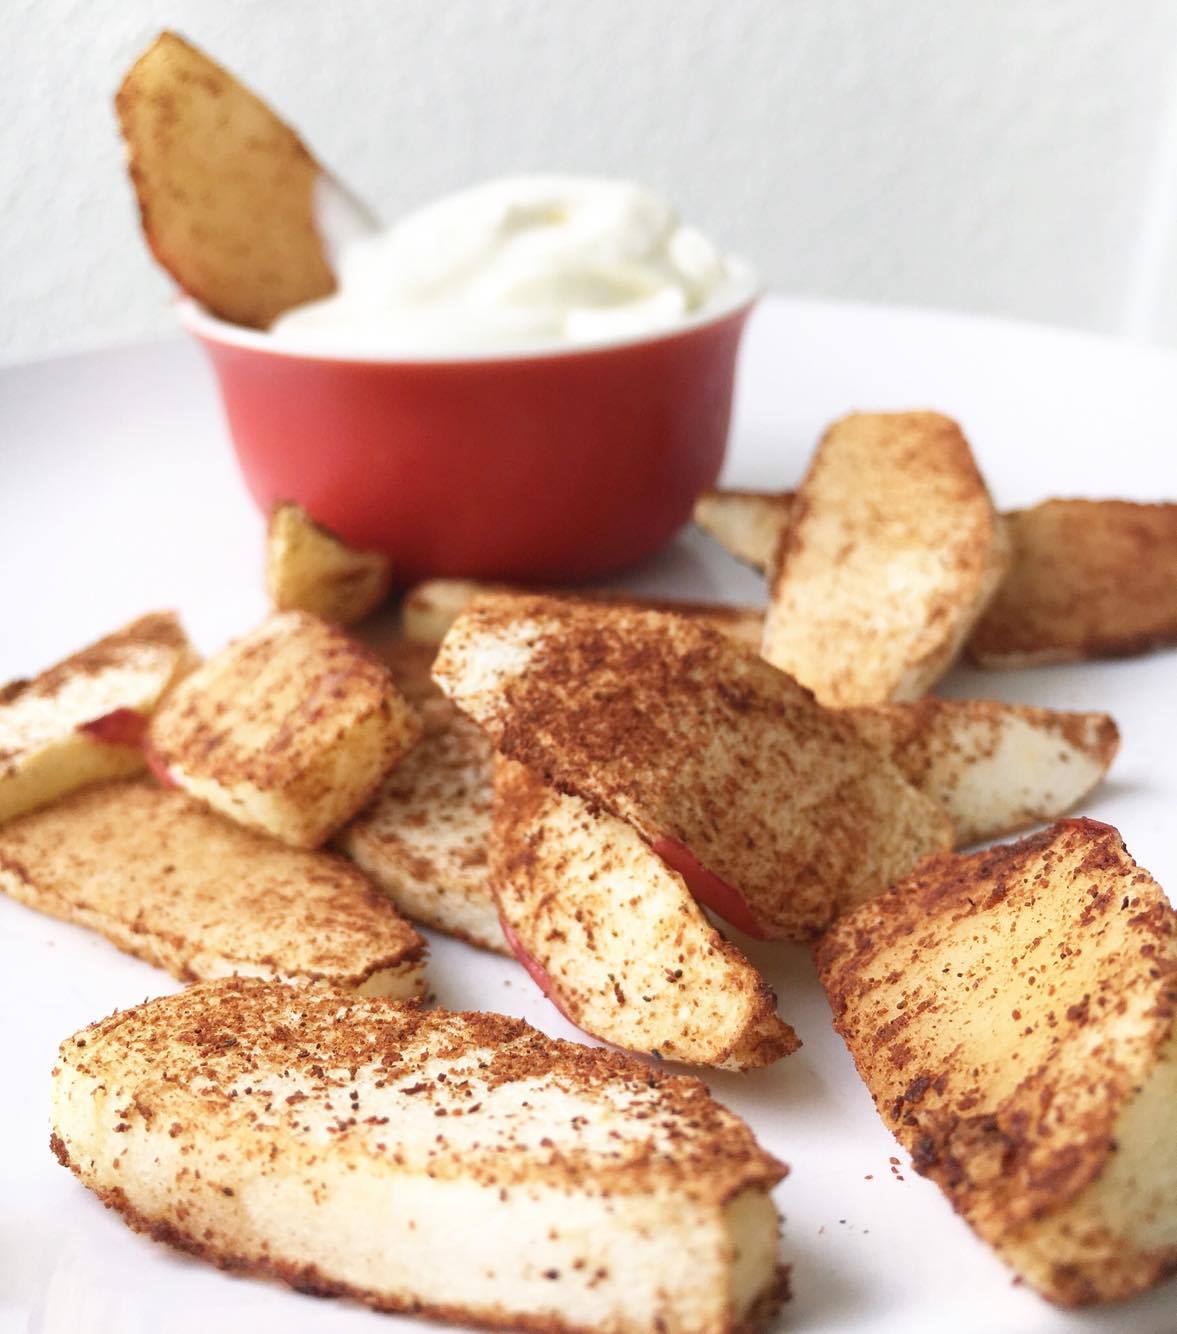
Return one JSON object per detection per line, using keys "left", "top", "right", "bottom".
{"left": 493, "top": 759, "right": 797, "bottom": 1068}
{"left": 52, "top": 978, "right": 788, "bottom": 1332}
{"left": 761, "top": 412, "right": 1008, "bottom": 705}
{"left": 968, "top": 499, "right": 1177, "bottom": 666}
{"left": 817, "top": 819, "right": 1177, "bottom": 1307}
{"left": 698, "top": 490, "right": 1177, "bottom": 671}
{"left": 404, "top": 578, "right": 764, "bottom": 649}
{"left": 0, "top": 779, "right": 425, "bottom": 994}
{"left": 340, "top": 709, "right": 503, "bottom": 954}
{"left": 434, "top": 595, "right": 951, "bottom": 940}
{"left": 0, "top": 611, "right": 195, "bottom": 825}
{"left": 266, "top": 502, "right": 392, "bottom": 625}
{"left": 148, "top": 611, "right": 420, "bottom": 848}
{"left": 848, "top": 698, "right": 1120, "bottom": 846}
{"left": 116, "top": 32, "right": 375, "bottom": 328}
{"left": 693, "top": 489, "right": 795, "bottom": 572}
{"left": 338, "top": 638, "right": 503, "bottom": 951}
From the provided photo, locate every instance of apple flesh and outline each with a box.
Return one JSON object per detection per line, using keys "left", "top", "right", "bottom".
{"left": 652, "top": 836, "right": 767, "bottom": 939}
{"left": 77, "top": 708, "right": 147, "bottom": 748}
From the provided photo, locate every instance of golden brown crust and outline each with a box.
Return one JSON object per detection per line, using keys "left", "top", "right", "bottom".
{"left": 817, "top": 819, "right": 1177, "bottom": 1304}
{"left": 0, "top": 778, "right": 424, "bottom": 989}
{"left": 968, "top": 499, "right": 1177, "bottom": 665}
{"left": 115, "top": 31, "right": 337, "bottom": 328}
{"left": 434, "top": 594, "right": 951, "bottom": 939}
{"left": 762, "top": 412, "right": 1007, "bottom": 705}
{"left": 492, "top": 759, "right": 798, "bottom": 1068}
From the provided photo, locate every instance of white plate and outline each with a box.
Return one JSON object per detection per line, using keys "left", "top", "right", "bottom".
{"left": 2, "top": 297, "right": 1176, "bottom": 1334}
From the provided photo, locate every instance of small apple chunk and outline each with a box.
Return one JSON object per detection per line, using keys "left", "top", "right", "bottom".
{"left": 266, "top": 502, "right": 392, "bottom": 626}
{"left": 693, "top": 488, "right": 794, "bottom": 572}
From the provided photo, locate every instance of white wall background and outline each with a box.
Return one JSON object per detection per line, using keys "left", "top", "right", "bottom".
{"left": 5, "top": 0, "right": 1177, "bottom": 364}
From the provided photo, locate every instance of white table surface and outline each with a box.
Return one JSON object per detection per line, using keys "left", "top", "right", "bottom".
{"left": 2, "top": 296, "right": 1175, "bottom": 1334}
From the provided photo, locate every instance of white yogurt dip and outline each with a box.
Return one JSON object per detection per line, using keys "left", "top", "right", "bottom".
{"left": 271, "top": 176, "right": 753, "bottom": 355}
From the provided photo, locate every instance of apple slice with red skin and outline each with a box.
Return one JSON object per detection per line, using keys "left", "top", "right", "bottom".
{"left": 143, "top": 740, "right": 179, "bottom": 789}
{"left": 501, "top": 874, "right": 764, "bottom": 1035}
{"left": 434, "top": 595, "right": 954, "bottom": 941}
{"left": 498, "top": 917, "right": 581, "bottom": 1027}
{"left": 652, "top": 836, "right": 767, "bottom": 939}
{"left": 77, "top": 708, "right": 149, "bottom": 749}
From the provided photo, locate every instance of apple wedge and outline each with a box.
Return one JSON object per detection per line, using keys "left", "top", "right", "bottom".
{"left": 693, "top": 489, "right": 794, "bottom": 571}
{"left": 0, "top": 779, "right": 425, "bottom": 995}
{"left": 404, "top": 578, "right": 764, "bottom": 649}
{"left": 116, "top": 31, "right": 374, "bottom": 327}
{"left": 434, "top": 594, "right": 951, "bottom": 940}
{"left": 968, "top": 499, "right": 1177, "bottom": 666}
{"left": 698, "top": 488, "right": 1177, "bottom": 671}
{"left": 0, "top": 611, "right": 196, "bottom": 825}
{"left": 148, "top": 611, "right": 420, "bottom": 848}
{"left": 266, "top": 502, "right": 392, "bottom": 625}
{"left": 339, "top": 638, "right": 506, "bottom": 952}
{"left": 337, "top": 638, "right": 503, "bottom": 952}
{"left": 52, "top": 978, "right": 787, "bottom": 1332}
{"left": 492, "top": 758, "right": 798, "bottom": 1068}
{"left": 761, "top": 412, "right": 1008, "bottom": 705}
{"left": 817, "top": 819, "right": 1177, "bottom": 1306}
{"left": 340, "top": 707, "right": 503, "bottom": 954}
{"left": 848, "top": 698, "right": 1119, "bottom": 846}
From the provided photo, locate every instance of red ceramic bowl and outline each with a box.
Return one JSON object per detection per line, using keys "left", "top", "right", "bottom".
{"left": 180, "top": 290, "right": 756, "bottom": 585}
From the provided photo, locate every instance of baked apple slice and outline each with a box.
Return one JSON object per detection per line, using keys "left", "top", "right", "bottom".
{"left": 762, "top": 411, "right": 1008, "bottom": 705}
{"left": 492, "top": 758, "right": 798, "bottom": 1069}
{"left": 693, "top": 488, "right": 794, "bottom": 571}
{"left": 434, "top": 594, "right": 950, "bottom": 939}
{"left": 848, "top": 697, "right": 1119, "bottom": 846}
{"left": 116, "top": 31, "right": 375, "bottom": 327}
{"left": 0, "top": 611, "right": 195, "bottom": 825}
{"left": 817, "top": 818, "right": 1177, "bottom": 1306}
{"left": 148, "top": 611, "right": 419, "bottom": 848}
{"left": 968, "top": 498, "right": 1177, "bottom": 666}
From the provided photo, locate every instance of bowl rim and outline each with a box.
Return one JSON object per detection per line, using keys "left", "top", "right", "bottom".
{"left": 176, "top": 278, "right": 761, "bottom": 367}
